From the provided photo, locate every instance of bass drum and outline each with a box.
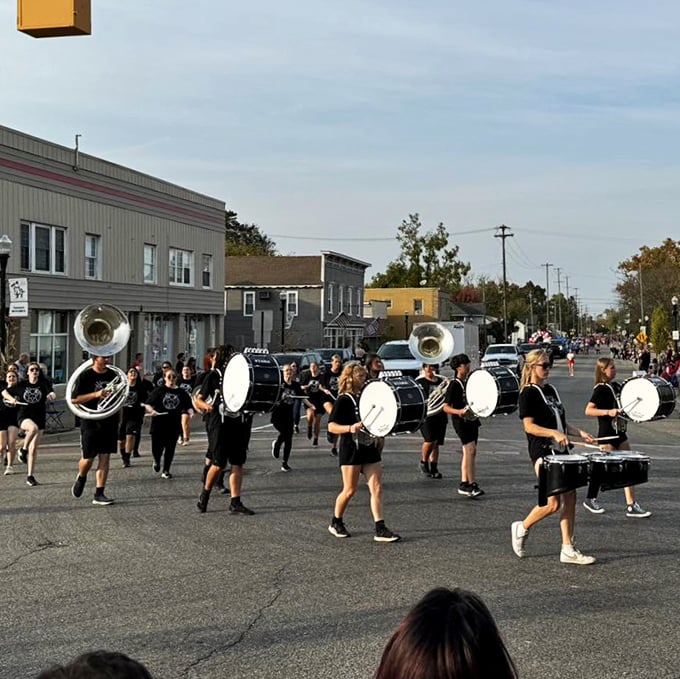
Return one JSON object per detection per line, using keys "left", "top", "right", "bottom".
{"left": 222, "top": 353, "right": 282, "bottom": 414}
{"left": 619, "top": 375, "right": 676, "bottom": 423}
{"left": 465, "top": 367, "right": 519, "bottom": 418}
{"left": 359, "top": 376, "right": 426, "bottom": 437}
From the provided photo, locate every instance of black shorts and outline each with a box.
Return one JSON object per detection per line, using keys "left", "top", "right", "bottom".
{"left": 420, "top": 413, "right": 447, "bottom": 445}
{"left": 80, "top": 428, "right": 117, "bottom": 459}
{"left": 118, "top": 418, "right": 142, "bottom": 439}
{"left": 207, "top": 417, "right": 248, "bottom": 468}
{"left": 453, "top": 421, "right": 480, "bottom": 446}
{"left": 338, "top": 441, "right": 382, "bottom": 466}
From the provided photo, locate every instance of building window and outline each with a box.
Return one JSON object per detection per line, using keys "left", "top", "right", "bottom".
{"left": 414, "top": 299, "right": 424, "bottom": 315}
{"left": 201, "top": 254, "right": 212, "bottom": 288}
{"left": 386, "top": 300, "right": 393, "bottom": 308}
{"left": 338, "top": 286, "right": 344, "bottom": 315}
{"left": 346, "top": 287, "right": 353, "bottom": 315}
{"left": 20, "top": 222, "right": 66, "bottom": 274}
{"left": 144, "top": 244, "right": 156, "bottom": 284}
{"left": 355, "top": 287, "right": 362, "bottom": 316}
{"left": 327, "top": 284, "right": 334, "bottom": 314}
{"left": 244, "top": 291, "right": 255, "bottom": 316}
{"left": 84, "top": 234, "right": 101, "bottom": 280}
{"left": 30, "top": 310, "right": 68, "bottom": 382}
{"left": 169, "top": 248, "right": 193, "bottom": 286}
{"left": 285, "top": 291, "right": 298, "bottom": 316}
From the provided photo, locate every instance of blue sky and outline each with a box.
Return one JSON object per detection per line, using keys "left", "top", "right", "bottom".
{"left": 3, "top": 1, "right": 680, "bottom": 316}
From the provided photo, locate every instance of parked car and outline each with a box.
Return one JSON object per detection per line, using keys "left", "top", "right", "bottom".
{"left": 517, "top": 342, "right": 554, "bottom": 366}
{"left": 269, "top": 351, "right": 325, "bottom": 374}
{"left": 311, "top": 348, "right": 353, "bottom": 371}
{"left": 481, "top": 343, "right": 524, "bottom": 375}
{"left": 376, "top": 340, "right": 422, "bottom": 378}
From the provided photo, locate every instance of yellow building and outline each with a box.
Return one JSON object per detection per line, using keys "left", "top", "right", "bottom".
{"left": 364, "top": 287, "right": 454, "bottom": 340}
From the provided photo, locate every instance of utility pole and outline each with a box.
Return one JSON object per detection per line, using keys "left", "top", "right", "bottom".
{"left": 495, "top": 225, "right": 513, "bottom": 341}
{"left": 574, "top": 287, "right": 579, "bottom": 336}
{"left": 555, "top": 267, "right": 562, "bottom": 333}
{"left": 542, "top": 263, "right": 552, "bottom": 331}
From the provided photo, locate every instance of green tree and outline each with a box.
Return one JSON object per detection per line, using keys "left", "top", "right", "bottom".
{"left": 650, "top": 305, "right": 671, "bottom": 357}
{"left": 369, "top": 214, "right": 470, "bottom": 294}
{"left": 225, "top": 210, "right": 277, "bottom": 256}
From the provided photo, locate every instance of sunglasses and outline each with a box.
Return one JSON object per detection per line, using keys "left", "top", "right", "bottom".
{"left": 537, "top": 363, "right": 551, "bottom": 369}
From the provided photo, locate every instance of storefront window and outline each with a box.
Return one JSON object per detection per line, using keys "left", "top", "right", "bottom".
{"left": 30, "top": 310, "right": 68, "bottom": 382}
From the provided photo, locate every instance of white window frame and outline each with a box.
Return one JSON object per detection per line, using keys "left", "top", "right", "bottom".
{"left": 169, "top": 248, "right": 194, "bottom": 287}
{"left": 327, "top": 283, "right": 334, "bottom": 314}
{"left": 201, "top": 253, "right": 213, "bottom": 288}
{"left": 285, "top": 291, "right": 298, "bottom": 316}
{"left": 244, "top": 291, "right": 255, "bottom": 316}
{"left": 346, "top": 287, "right": 353, "bottom": 315}
{"left": 84, "top": 234, "right": 101, "bottom": 280}
{"left": 355, "top": 287, "right": 362, "bottom": 316}
{"left": 20, "top": 221, "right": 66, "bottom": 275}
{"left": 143, "top": 244, "right": 157, "bottom": 284}
{"left": 338, "top": 286, "right": 344, "bottom": 315}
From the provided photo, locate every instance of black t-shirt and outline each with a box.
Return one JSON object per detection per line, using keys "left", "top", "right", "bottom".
{"left": 329, "top": 392, "right": 375, "bottom": 457}
{"left": 6, "top": 381, "right": 52, "bottom": 428}
{"left": 589, "top": 381, "right": 626, "bottom": 439}
{"left": 199, "top": 370, "right": 223, "bottom": 425}
{"left": 271, "top": 380, "right": 304, "bottom": 421}
{"left": 300, "top": 370, "right": 325, "bottom": 406}
{"left": 178, "top": 376, "right": 196, "bottom": 397}
{"left": 122, "top": 379, "right": 153, "bottom": 420}
{"left": 445, "top": 378, "right": 480, "bottom": 433}
{"left": 321, "top": 369, "right": 342, "bottom": 398}
{"left": 72, "top": 367, "right": 120, "bottom": 431}
{"left": 518, "top": 383, "right": 567, "bottom": 460}
{"left": 145, "top": 385, "right": 193, "bottom": 433}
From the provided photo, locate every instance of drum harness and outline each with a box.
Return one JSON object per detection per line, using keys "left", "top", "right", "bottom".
{"left": 530, "top": 383, "right": 568, "bottom": 455}
{"left": 595, "top": 381, "right": 627, "bottom": 436}
{"left": 453, "top": 377, "right": 479, "bottom": 422}
{"left": 344, "top": 392, "right": 377, "bottom": 449}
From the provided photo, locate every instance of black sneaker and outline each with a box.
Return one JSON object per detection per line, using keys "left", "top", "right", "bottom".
{"left": 229, "top": 502, "right": 255, "bottom": 515}
{"left": 469, "top": 482, "right": 485, "bottom": 498}
{"left": 271, "top": 440, "right": 280, "bottom": 459}
{"left": 152, "top": 462, "right": 160, "bottom": 473}
{"left": 281, "top": 462, "right": 291, "bottom": 472}
{"left": 429, "top": 470, "right": 443, "bottom": 479}
{"left": 132, "top": 451, "right": 141, "bottom": 458}
{"left": 419, "top": 461, "right": 430, "bottom": 475}
{"left": 294, "top": 425, "right": 300, "bottom": 434}
{"left": 18, "top": 448, "right": 28, "bottom": 464}
{"left": 197, "top": 490, "right": 209, "bottom": 513}
{"left": 26, "top": 475, "right": 39, "bottom": 487}
{"left": 458, "top": 482, "right": 472, "bottom": 496}
{"left": 330, "top": 447, "right": 338, "bottom": 457}
{"left": 326, "top": 431, "right": 334, "bottom": 444}
{"left": 307, "top": 426, "right": 312, "bottom": 440}
{"left": 374, "top": 526, "right": 401, "bottom": 543}
{"left": 92, "top": 494, "right": 114, "bottom": 506}
{"left": 121, "top": 453, "right": 131, "bottom": 468}
{"left": 161, "top": 471, "right": 172, "bottom": 479}
{"left": 328, "top": 520, "right": 351, "bottom": 538}
{"left": 312, "top": 437, "right": 319, "bottom": 447}
{"left": 71, "top": 475, "right": 86, "bottom": 498}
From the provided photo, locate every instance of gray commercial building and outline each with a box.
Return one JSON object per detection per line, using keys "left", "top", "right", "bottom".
{"left": 0, "top": 125, "right": 225, "bottom": 381}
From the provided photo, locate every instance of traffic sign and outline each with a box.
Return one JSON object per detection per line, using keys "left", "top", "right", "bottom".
{"left": 636, "top": 331, "right": 648, "bottom": 344}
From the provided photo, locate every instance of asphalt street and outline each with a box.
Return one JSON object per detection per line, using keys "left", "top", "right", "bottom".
{"left": 1, "top": 354, "right": 679, "bottom": 678}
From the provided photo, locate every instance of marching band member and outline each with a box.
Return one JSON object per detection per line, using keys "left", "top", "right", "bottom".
{"left": 177, "top": 365, "right": 196, "bottom": 445}
{"left": 443, "top": 354, "right": 483, "bottom": 497}
{"left": 2, "top": 362, "right": 56, "bottom": 487}
{"left": 270, "top": 364, "right": 309, "bottom": 471}
{"left": 321, "top": 354, "right": 342, "bottom": 456}
{"left": 300, "top": 361, "right": 325, "bottom": 447}
{"left": 144, "top": 369, "right": 193, "bottom": 479}
{"left": 196, "top": 346, "right": 254, "bottom": 515}
{"left": 415, "top": 363, "right": 447, "bottom": 478}
{"left": 583, "top": 357, "right": 651, "bottom": 518}
{"left": 117, "top": 367, "right": 151, "bottom": 467}
{"left": 1, "top": 369, "right": 20, "bottom": 474}
{"left": 511, "top": 349, "right": 596, "bottom": 565}
{"left": 327, "top": 363, "right": 400, "bottom": 542}
{"left": 69, "top": 355, "right": 119, "bottom": 505}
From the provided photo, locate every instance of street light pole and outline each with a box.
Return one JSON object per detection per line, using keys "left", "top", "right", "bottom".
{"left": 672, "top": 295, "right": 678, "bottom": 356}
{"left": 279, "top": 291, "right": 287, "bottom": 350}
{"left": 404, "top": 312, "right": 409, "bottom": 339}
{"left": 0, "top": 235, "right": 12, "bottom": 366}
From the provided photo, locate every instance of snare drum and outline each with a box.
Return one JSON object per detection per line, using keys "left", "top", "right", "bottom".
{"left": 589, "top": 451, "right": 650, "bottom": 491}
{"left": 359, "top": 376, "right": 426, "bottom": 437}
{"left": 619, "top": 375, "right": 676, "bottom": 422}
{"left": 465, "top": 367, "right": 519, "bottom": 417}
{"left": 222, "top": 353, "right": 282, "bottom": 414}
{"left": 542, "top": 454, "right": 589, "bottom": 496}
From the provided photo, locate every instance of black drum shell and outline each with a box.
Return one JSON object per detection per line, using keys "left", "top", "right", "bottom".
{"left": 589, "top": 455, "right": 650, "bottom": 492}
{"left": 543, "top": 455, "right": 589, "bottom": 496}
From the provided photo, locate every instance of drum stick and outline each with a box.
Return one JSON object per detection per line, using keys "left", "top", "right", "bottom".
{"left": 10, "top": 400, "right": 27, "bottom": 406}
{"left": 592, "top": 436, "right": 620, "bottom": 442}
{"left": 571, "top": 441, "right": 604, "bottom": 451}
{"left": 144, "top": 411, "right": 168, "bottom": 416}
{"left": 620, "top": 396, "right": 642, "bottom": 412}
{"left": 364, "top": 404, "right": 384, "bottom": 429}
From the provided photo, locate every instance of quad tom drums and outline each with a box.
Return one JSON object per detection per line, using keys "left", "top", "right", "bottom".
{"left": 587, "top": 451, "right": 650, "bottom": 492}
{"left": 222, "top": 353, "right": 282, "bottom": 414}
{"left": 465, "top": 366, "right": 520, "bottom": 418}
{"left": 359, "top": 376, "right": 426, "bottom": 437}
{"left": 538, "top": 454, "right": 589, "bottom": 506}
{"left": 619, "top": 375, "right": 676, "bottom": 423}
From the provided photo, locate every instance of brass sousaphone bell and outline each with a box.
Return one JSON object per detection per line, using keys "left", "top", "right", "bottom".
{"left": 65, "top": 304, "right": 131, "bottom": 420}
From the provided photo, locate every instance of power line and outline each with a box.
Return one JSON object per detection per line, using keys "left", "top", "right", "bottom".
{"left": 268, "top": 226, "right": 497, "bottom": 242}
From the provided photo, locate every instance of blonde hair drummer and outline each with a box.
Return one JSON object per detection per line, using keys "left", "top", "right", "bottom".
{"left": 510, "top": 349, "right": 597, "bottom": 565}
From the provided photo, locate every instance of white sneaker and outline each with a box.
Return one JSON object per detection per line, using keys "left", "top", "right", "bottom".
{"left": 511, "top": 521, "right": 527, "bottom": 558}
{"left": 560, "top": 547, "right": 596, "bottom": 565}
{"left": 4, "top": 465, "right": 14, "bottom": 475}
